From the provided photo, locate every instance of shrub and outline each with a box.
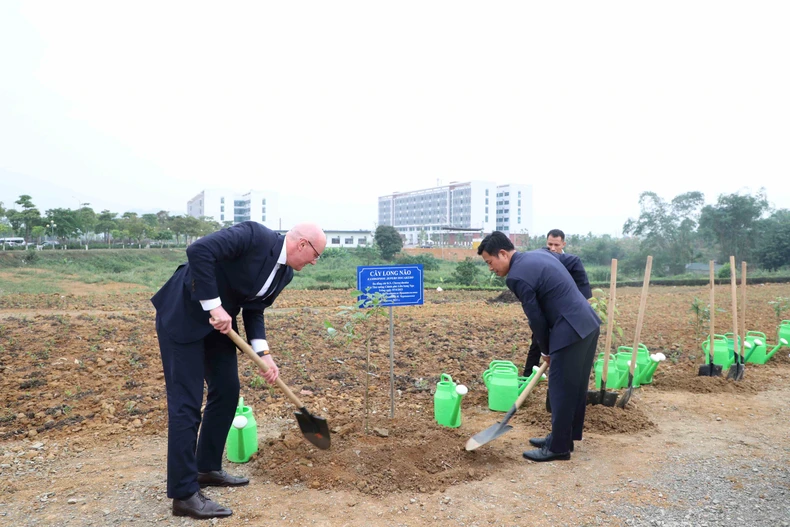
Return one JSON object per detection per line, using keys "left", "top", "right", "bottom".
{"left": 453, "top": 258, "right": 481, "bottom": 285}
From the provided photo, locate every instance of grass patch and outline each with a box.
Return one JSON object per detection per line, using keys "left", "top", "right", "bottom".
{"left": 2, "top": 247, "right": 789, "bottom": 294}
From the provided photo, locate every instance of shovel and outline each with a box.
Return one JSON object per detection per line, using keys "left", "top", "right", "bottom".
{"left": 727, "top": 258, "right": 745, "bottom": 381}
{"left": 698, "top": 261, "right": 722, "bottom": 376}
{"left": 588, "top": 258, "right": 619, "bottom": 407}
{"left": 617, "top": 255, "right": 652, "bottom": 409}
{"left": 226, "top": 329, "right": 331, "bottom": 450}
{"left": 465, "top": 362, "right": 549, "bottom": 451}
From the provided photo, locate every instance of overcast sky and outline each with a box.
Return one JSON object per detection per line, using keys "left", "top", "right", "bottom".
{"left": 1, "top": 1, "right": 788, "bottom": 236}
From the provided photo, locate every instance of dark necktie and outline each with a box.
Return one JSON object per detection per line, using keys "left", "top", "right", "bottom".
{"left": 264, "top": 264, "right": 287, "bottom": 299}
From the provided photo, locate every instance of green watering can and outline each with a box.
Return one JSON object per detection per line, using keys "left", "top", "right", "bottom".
{"left": 595, "top": 354, "right": 625, "bottom": 389}
{"left": 434, "top": 374, "right": 467, "bottom": 427}
{"left": 639, "top": 352, "right": 666, "bottom": 384}
{"left": 701, "top": 334, "right": 734, "bottom": 369}
{"left": 483, "top": 360, "right": 544, "bottom": 412}
{"left": 723, "top": 332, "right": 749, "bottom": 361}
{"left": 746, "top": 324, "right": 790, "bottom": 364}
{"left": 226, "top": 397, "right": 258, "bottom": 463}
{"left": 614, "top": 346, "right": 646, "bottom": 388}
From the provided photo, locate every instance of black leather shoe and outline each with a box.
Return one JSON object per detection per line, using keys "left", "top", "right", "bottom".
{"left": 529, "top": 435, "right": 574, "bottom": 452}
{"left": 523, "top": 446, "right": 571, "bottom": 462}
{"left": 172, "top": 491, "right": 232, "bottom": 519}
{"left": 198, "top": 469, "right": 250, "bottom": 488}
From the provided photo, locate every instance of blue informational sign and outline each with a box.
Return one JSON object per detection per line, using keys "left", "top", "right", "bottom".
{"left": 357, "top": 264, "right": 424, "bottom": 307}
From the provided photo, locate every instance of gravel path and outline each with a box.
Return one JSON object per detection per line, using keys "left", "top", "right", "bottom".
{"left": 609, "top": 450, "right": 790, "bottom": 526}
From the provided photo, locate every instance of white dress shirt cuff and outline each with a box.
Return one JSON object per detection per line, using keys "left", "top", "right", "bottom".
{"left": 250, "top": 339, "right": 269, "bottom": 353}
{"left": 199, "top": 298, "right": 222, "bottom": 311}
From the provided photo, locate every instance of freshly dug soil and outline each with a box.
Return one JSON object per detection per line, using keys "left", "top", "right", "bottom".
{"left": 253, "top": 416, "right": 511, "bottom": 495}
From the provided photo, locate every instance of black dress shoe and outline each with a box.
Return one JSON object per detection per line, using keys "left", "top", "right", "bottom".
{"left": 529, "top": 435, "right": 574, "bottom": 452}
{"left": 198, "top": 469, "right": 250, "bottom": 488}
{"left": 172, "top": 491, "right": 232, "bottom": 519}
{"left": 523, "top": 446, "right": 571, "bottom": 462}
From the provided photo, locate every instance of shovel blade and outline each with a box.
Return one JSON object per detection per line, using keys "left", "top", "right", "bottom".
{"left": 727, "top": 363, "right": 745, "bottom": 381}
{"left": 698, "top": 364, "right": 722, "bottom": 377}
{"left": 465, "top": 423, "right": 513, "bottom": 451}
{"left": 294, "top": 408, "right": 331, "bottom": 450}
{"left": 587, "top": 388, "right": 618, "bottom": 407}
{"left": 601, "top": 391, "right": 618, "bottom": 407}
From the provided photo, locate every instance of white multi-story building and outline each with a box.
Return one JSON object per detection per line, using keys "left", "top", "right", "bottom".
{"left": 378, "top": 180, "right": 533, "bottom": 245}
{"left": 495, "top": 183, "right": 534, "bottom": 238}
{"left": 187, "top": 189, "right": 279, "bottom": 227}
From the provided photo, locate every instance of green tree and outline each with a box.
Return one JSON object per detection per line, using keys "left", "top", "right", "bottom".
{"left": 374, "top": 225, "right": 403, "bottom": 260}
{"left": 31, "top": 225, "right": 46, "bottom": 244}
{"left": 453, "top": 257, "right": 481, "bottom": 285}
{"left": 120, "top": 212, "right": 147, "bottom": 245}
{"left": 754, "top": 209, "right": 790, "bottom": 271}
{"left": 44, "top": 208, "right": 80, "bottom": 239}
{"left": 14, "top": 194, "right": 42, "bottom": 241}
{"left": 698, "top": 190, "right": 769, "bottom": 264}
{"left": 95, "top": 210, "right": 119, "bottom": 242}
{"left": 74, "top": 206, "right": 97, "bottom": 242}
{"left": 577, "top": 235, "right": 625, "bottom": 266}
{"left": 623, "top": 191, "right": 705, "bottom": 275}
{"left": 141, "top": 213, "right": 159, "bottom": 229}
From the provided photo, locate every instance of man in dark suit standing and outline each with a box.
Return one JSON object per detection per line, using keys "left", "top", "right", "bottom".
{"left": 523, "top": 229, "right": 592, "bottom": 376}
{"left": 152, "top": 221, "right": 325, "bottom": 518}
{"left": 478, "top": 231, "right": 600, "bottom": 462}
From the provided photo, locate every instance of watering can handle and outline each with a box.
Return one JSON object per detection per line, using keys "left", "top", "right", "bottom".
{"left": 440, "top": 373, "right": 453, "bottom": 383}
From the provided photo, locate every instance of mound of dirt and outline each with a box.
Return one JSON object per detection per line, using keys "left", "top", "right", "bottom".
{"left": 487, "top": 290, "right": 518, "bottom": 304}
{"left": 649, "top": 367, "right": 760, "bottom": 394}
{"left": 252, "top": 416, "right": 511, "bottom": 496}
{"left": 512, "top": 385, "right": 656, "bottom": 435}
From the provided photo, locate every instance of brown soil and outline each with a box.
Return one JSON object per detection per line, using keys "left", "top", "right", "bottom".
{"left": 1, "top": 282, "right": 789, "bottom": 526}
{"left": 487, "top": 289, "right": 519, "bottom": 303}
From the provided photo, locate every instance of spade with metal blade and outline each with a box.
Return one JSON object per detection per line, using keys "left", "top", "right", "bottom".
{"left": 227, "top": 329, "right": 331, "bottom": 450}
{"left": 727, "top": 258, "right": 745, "bottom": 381}
{"left": 698, "top": 260, "right": 722, "bottom": 376}
{"left": 617, "top": 255, "right": 652, "bottom": 409}
{"left": 466, "top": 362, "right": 549, "bottom": 451}
{"left": 588, "top": 258, "right": 619, "bottom": 407}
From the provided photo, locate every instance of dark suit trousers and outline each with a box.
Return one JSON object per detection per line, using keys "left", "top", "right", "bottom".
{"left": 546, "top": 327, "right": 599, "bottom": 454}
{"left": 156, "top": 315, "right": 240, "bottom": 499}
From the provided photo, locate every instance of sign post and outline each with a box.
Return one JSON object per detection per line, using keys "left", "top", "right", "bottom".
{"left": 357, "top": 264, "right": 424, "bottom": 418}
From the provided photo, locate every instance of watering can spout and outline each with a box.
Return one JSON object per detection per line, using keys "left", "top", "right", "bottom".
{"left": 766, "top": 338, "right": 789, "bottom": 361}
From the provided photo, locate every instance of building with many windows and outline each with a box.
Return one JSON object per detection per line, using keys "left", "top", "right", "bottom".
{"left": 377, "top": 181, "right": 533, "bottom": 245}
{"left": 495, "top": 183, "right": 534, "bottom": 245}
{"left": 187, "top": 189, "right": 279, "bottom": 227}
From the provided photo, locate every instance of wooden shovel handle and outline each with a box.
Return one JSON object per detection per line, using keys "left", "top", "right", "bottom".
{"left": 730, "top": 256, "right": 739, "bottom": 357}
{"left": 740, "top": 261, "right": 747, "bottom": 345}
{"left": 709, "top": 261, "right": 715, "bottom": 359}
{"left": 601, "top": 259, "right": 618, "bottom": 383}
{"left": 629, "top": 256, "right": 653, "bottom": 374}
{"left": 513, "top": 361, "right": 549, "bottom": 410}
{"left": 227, "top": 329, "right": 306, "bottom": 409}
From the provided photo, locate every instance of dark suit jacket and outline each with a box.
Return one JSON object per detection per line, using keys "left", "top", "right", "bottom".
{"left": 151, "top": 221, "right": 293, "bottom": 344}
{"left": 539, "top": 247, "right": 592, "bottom": 300}
{"left": 506, "top": 249, "right": 600, "bottom": 355}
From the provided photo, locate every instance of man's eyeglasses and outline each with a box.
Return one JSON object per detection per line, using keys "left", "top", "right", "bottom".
{"left": 305, "top": 239, "right": 321, "bottom": 260}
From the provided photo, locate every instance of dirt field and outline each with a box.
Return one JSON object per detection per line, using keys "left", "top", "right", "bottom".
{"left": 1, "top": 283, "right": 789, "bottom": 526}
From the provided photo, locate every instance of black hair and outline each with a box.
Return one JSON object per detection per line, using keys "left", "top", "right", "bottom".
{"left": 547, "top": 229, "right": 565, "bottom": 240}
{"left": 477, "top": 231, "right": 514, "bottom": 255}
